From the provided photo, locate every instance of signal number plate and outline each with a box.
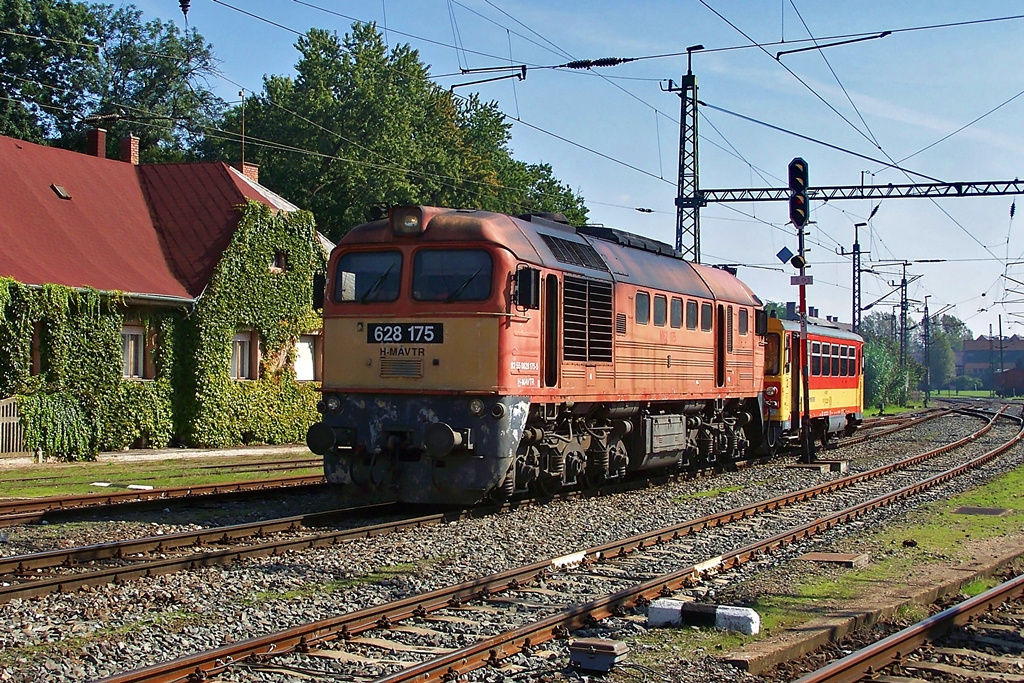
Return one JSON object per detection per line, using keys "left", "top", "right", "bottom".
{"left": 367, "top": 323, "right": 443, "bottom": 344}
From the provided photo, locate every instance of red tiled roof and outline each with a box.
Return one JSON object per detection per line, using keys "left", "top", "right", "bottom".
{"left": 0, "top": 135, "right": 289, "bottom": 301}
{"left": 0, "top": 136, "right": 192, "bottom": 300}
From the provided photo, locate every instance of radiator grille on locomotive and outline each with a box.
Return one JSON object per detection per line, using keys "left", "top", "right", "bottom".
{"left": 380, "top": 358, "right": 423, "bottom": 378}
{"left": 563, "top": 276, "right": 613, "bottom": 362}
{"left": 539, "top": 234, "right": 609, "bottom": 272}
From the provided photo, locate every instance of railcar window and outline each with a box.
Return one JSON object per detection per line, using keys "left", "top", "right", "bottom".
{"left": 700, "top": 302, "right": 713, "bottom": 331}
{"left": 335, "top": 250, "right": 402, "bottom": 303}
{"left": 840, "top": 346, "right": 849, "bottom": 376}
{"left": 831, "top": 344, "right": 840, "bottom": 376}
{"left": 413, "top": 249, "right": 493, "bottom": 302}
{"left": 765, "top": 333, "right": 781, "bottom": 375}
{"left": 739, "top": 308, "right": 748, "bottom": 335}
{"left": 811, "top": 341, "right": 821, "bottom": 375}
{"left": 654, "top": 295, "right": 667, "bottom": 326}
{"left": 636, "top": 292, "right": 650, "bottom": 324}
{"left": 671, "top": 298, "right": 683, "bottom": 328}
{"left": 686, "top": 300, "right": 698, "bottom": 330}
{"left": 822, "top": 343, "right": 831, "bottom": 376}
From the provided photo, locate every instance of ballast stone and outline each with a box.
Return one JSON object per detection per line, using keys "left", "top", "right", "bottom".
{"left": 648, "top": 598, "right": 760, "bottom": 635}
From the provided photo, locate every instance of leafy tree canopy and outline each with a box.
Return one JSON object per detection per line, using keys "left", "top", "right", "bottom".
{"left": 0, "top": 0, "right": 223, "bottom": 161}
{"left": 203, "top": 23, "right": 587, "bottom": 242}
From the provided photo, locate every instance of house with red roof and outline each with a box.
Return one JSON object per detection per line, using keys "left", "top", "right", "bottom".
{"left": 0, "top": 131, "right": 328, "bottom": 458}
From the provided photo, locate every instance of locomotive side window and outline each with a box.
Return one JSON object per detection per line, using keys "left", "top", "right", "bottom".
{"left": 413, "top": 249, "right": 493, "bottom": 302}
{"left": 764, "top": 332, "right": 781, "bottom": 375}
{"left": 686, "top": 300, "right": 698, "bottom": 330}
{"left": 840, "top": 346, "right": 849, "bottom": 376}
{"left": 636, "top": 291, "right": 650, "bottom": 325}
{"left": 700, "top": 302, "right": 712, "bottom": 331}
{"left": 739, "top": 308, "right": 748, "bottom": 335}
{"left": 671, "top": 298, "right": 683, "bottom": 328}
{"left": 336, "top": 250, "right": 402, "bottom": 303}
{"left": 654, "top": 295, "right": 667, "bottom": 327}
{"left": 822, "top": 343, "right": 831, "bottom": 376}
{"left": 831, "top": 344, "right": 840, "bottom": 376}
{"left": 811, "top": 341, "right": 821, "bottom": 375}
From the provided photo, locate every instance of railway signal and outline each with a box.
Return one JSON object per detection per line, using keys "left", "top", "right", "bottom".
{"left": 788, "top": 158, "right": 810, "bottom": 227}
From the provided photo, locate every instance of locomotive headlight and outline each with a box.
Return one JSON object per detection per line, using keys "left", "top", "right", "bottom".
{"left": 391, "top": 206, "right": 426, "bottom": 235}
{"left": 765, "top": 386, "right": 778, "bottom": 396}
{"left": 469, "top": 398, "right": 486, "bottom": 416}
{"left": 325, "top": 395, "right": 342, "bottom": 413}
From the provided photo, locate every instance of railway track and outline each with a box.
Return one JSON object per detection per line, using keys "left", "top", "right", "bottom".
{"left": 89, "top": 408, "right": 1023, "bottom": 682}
{"left": 0, "top": 409, "right": 988, "bottom": 605}
{"left": 0, "top": 474, "right": 327, "bottom": 528}
{"left": 792, "top": 571, "right": 1024, "bottom": 683}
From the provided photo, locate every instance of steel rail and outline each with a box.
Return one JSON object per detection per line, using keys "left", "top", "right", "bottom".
{"left": 93, "top": 410, "right": 1010, "bottom": 683}
{"left": 0, "top": 503, "right": 397, "bottom": 577}
{"left": 0, "top": 474, "right": 327, "bottom": 526}
{"left": 839, "top": 408, "right": 951, "bottom": 447}
{"left": 374, "top": 412, "right": 1024, "bottom": 683}
{"left": 792, "top": 572, "right": 1024, "bottom": 683}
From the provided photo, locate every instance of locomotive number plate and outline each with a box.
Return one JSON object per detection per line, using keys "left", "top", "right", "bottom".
{"left": 367, "top": 323, "right": 444, "bottom": 344}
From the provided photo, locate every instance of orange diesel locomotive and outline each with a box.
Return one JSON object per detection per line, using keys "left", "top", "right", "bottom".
{"left": 306, "top": 206, "right": 779, "bottom": 505}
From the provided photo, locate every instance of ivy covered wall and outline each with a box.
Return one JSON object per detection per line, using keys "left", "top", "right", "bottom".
{"left": 0, "top": 201, "right": 325, "bottom": 460}
{"left": 186, "top": 202, "right": 324, "bottom": 447}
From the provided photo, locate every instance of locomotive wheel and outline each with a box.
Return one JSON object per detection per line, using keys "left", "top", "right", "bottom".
{"left": 532, "top": 475, "right": 562, "bottom": 497}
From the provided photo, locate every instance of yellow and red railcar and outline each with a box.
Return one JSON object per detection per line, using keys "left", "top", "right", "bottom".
{"left": 307, "top": 206, "right": 770, "bottom": 505}
{"left": 762, "top": 316, "right": 864, "bottom": 450}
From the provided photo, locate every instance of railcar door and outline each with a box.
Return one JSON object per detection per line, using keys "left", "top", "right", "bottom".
{"left": 716, "top": 304, "right": 726, "bottom": 387}
{"left": 790, "top": 332, "right": 801, "bottom": 425}
{"left": 543, "top": 273, "right": 559, "bottom": 388}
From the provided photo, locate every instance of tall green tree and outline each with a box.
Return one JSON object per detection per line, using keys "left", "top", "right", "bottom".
{"left": 0, "top": 0, "right": 223, "bottom": 160}
{"left": 926, "top": 332, "right": 955, "bottom": 389}
{"left": 205, "top": 23, "right": 587, "bottom": 241}
{"left": 0, "top": 0, "right": 104, "bottom": 141}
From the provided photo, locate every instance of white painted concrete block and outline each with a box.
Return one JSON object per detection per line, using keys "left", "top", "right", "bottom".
{"left": 715, "top": 605, "right": 760, "bottom": 635}
{"left": 647, "top": 598, "right": 685, "bottom": 626}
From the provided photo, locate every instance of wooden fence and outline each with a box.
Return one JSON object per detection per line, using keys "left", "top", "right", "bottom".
{"left": 0, "top": 396, "right": 26, "bottom": 455}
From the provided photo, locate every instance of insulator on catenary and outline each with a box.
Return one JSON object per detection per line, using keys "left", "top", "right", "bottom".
{"left": 564, "top": 57, "right": 634, "bottom": 69}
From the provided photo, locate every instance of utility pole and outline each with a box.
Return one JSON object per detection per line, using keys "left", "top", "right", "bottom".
{"left": 999, "top": 314, "right": 1006, "bottom": 396}
{"left": 837, "top": 222, "right": 868, "bottom": 333}
{"left": 665, "top": 45, "right": 704, "bottom": 261}
{"left": 923, "top": 295, "right": 931, "bottom": 407}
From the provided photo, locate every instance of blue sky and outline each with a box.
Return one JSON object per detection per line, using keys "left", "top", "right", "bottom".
{"left": 142, "top": 0, "right": 1024, "bottom": 339}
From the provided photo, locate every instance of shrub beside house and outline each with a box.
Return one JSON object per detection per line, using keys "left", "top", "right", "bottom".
{"left": 0, "top": 131, "right": 328, "bottom": 460}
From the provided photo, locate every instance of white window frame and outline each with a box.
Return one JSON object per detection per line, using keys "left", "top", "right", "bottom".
{"left": 122, "top": 325, "right": 145, "bottom": 379}
{"left": 231, "top": 331, "right": 254, "bottom": 380}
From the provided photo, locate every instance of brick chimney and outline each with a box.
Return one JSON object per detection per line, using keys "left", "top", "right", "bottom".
{"left": 86, "top": 128, "right": 107, "bottom": 158}
{"left": 120, "top": 134, "right": 139, "bottom": 165}
{"left": 234, "top": 161, "right": 259, "bottom": 184}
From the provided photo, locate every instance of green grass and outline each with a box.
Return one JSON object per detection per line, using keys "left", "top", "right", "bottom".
{"left": 0, "top": 454, "right": 321, "bottom": 499}
{"left": 0, "top": 608, "right": 205, "bottom": 668}
{"left": 673, "top": 485, "right": 746, "bottom": 502}
{"left": 630, "top": 462, "right": 1024, "bottom": 662}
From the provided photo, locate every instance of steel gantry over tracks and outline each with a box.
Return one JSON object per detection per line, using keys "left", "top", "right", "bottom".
{"left": 698, "top": 179, "right": 1024, "bottom": 204}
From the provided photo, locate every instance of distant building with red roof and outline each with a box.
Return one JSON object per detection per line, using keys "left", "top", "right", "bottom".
{"left": 0, "top": 131, "right": 328, "bottom": 457}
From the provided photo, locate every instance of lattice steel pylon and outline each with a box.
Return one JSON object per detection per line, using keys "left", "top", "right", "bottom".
{"left": 667, "top": 72, "right": 703, "bottom": 261}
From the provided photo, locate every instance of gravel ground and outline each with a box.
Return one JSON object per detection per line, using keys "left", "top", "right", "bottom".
{"left": 0, "top": 411, "right": 1018, "bottom": 682}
